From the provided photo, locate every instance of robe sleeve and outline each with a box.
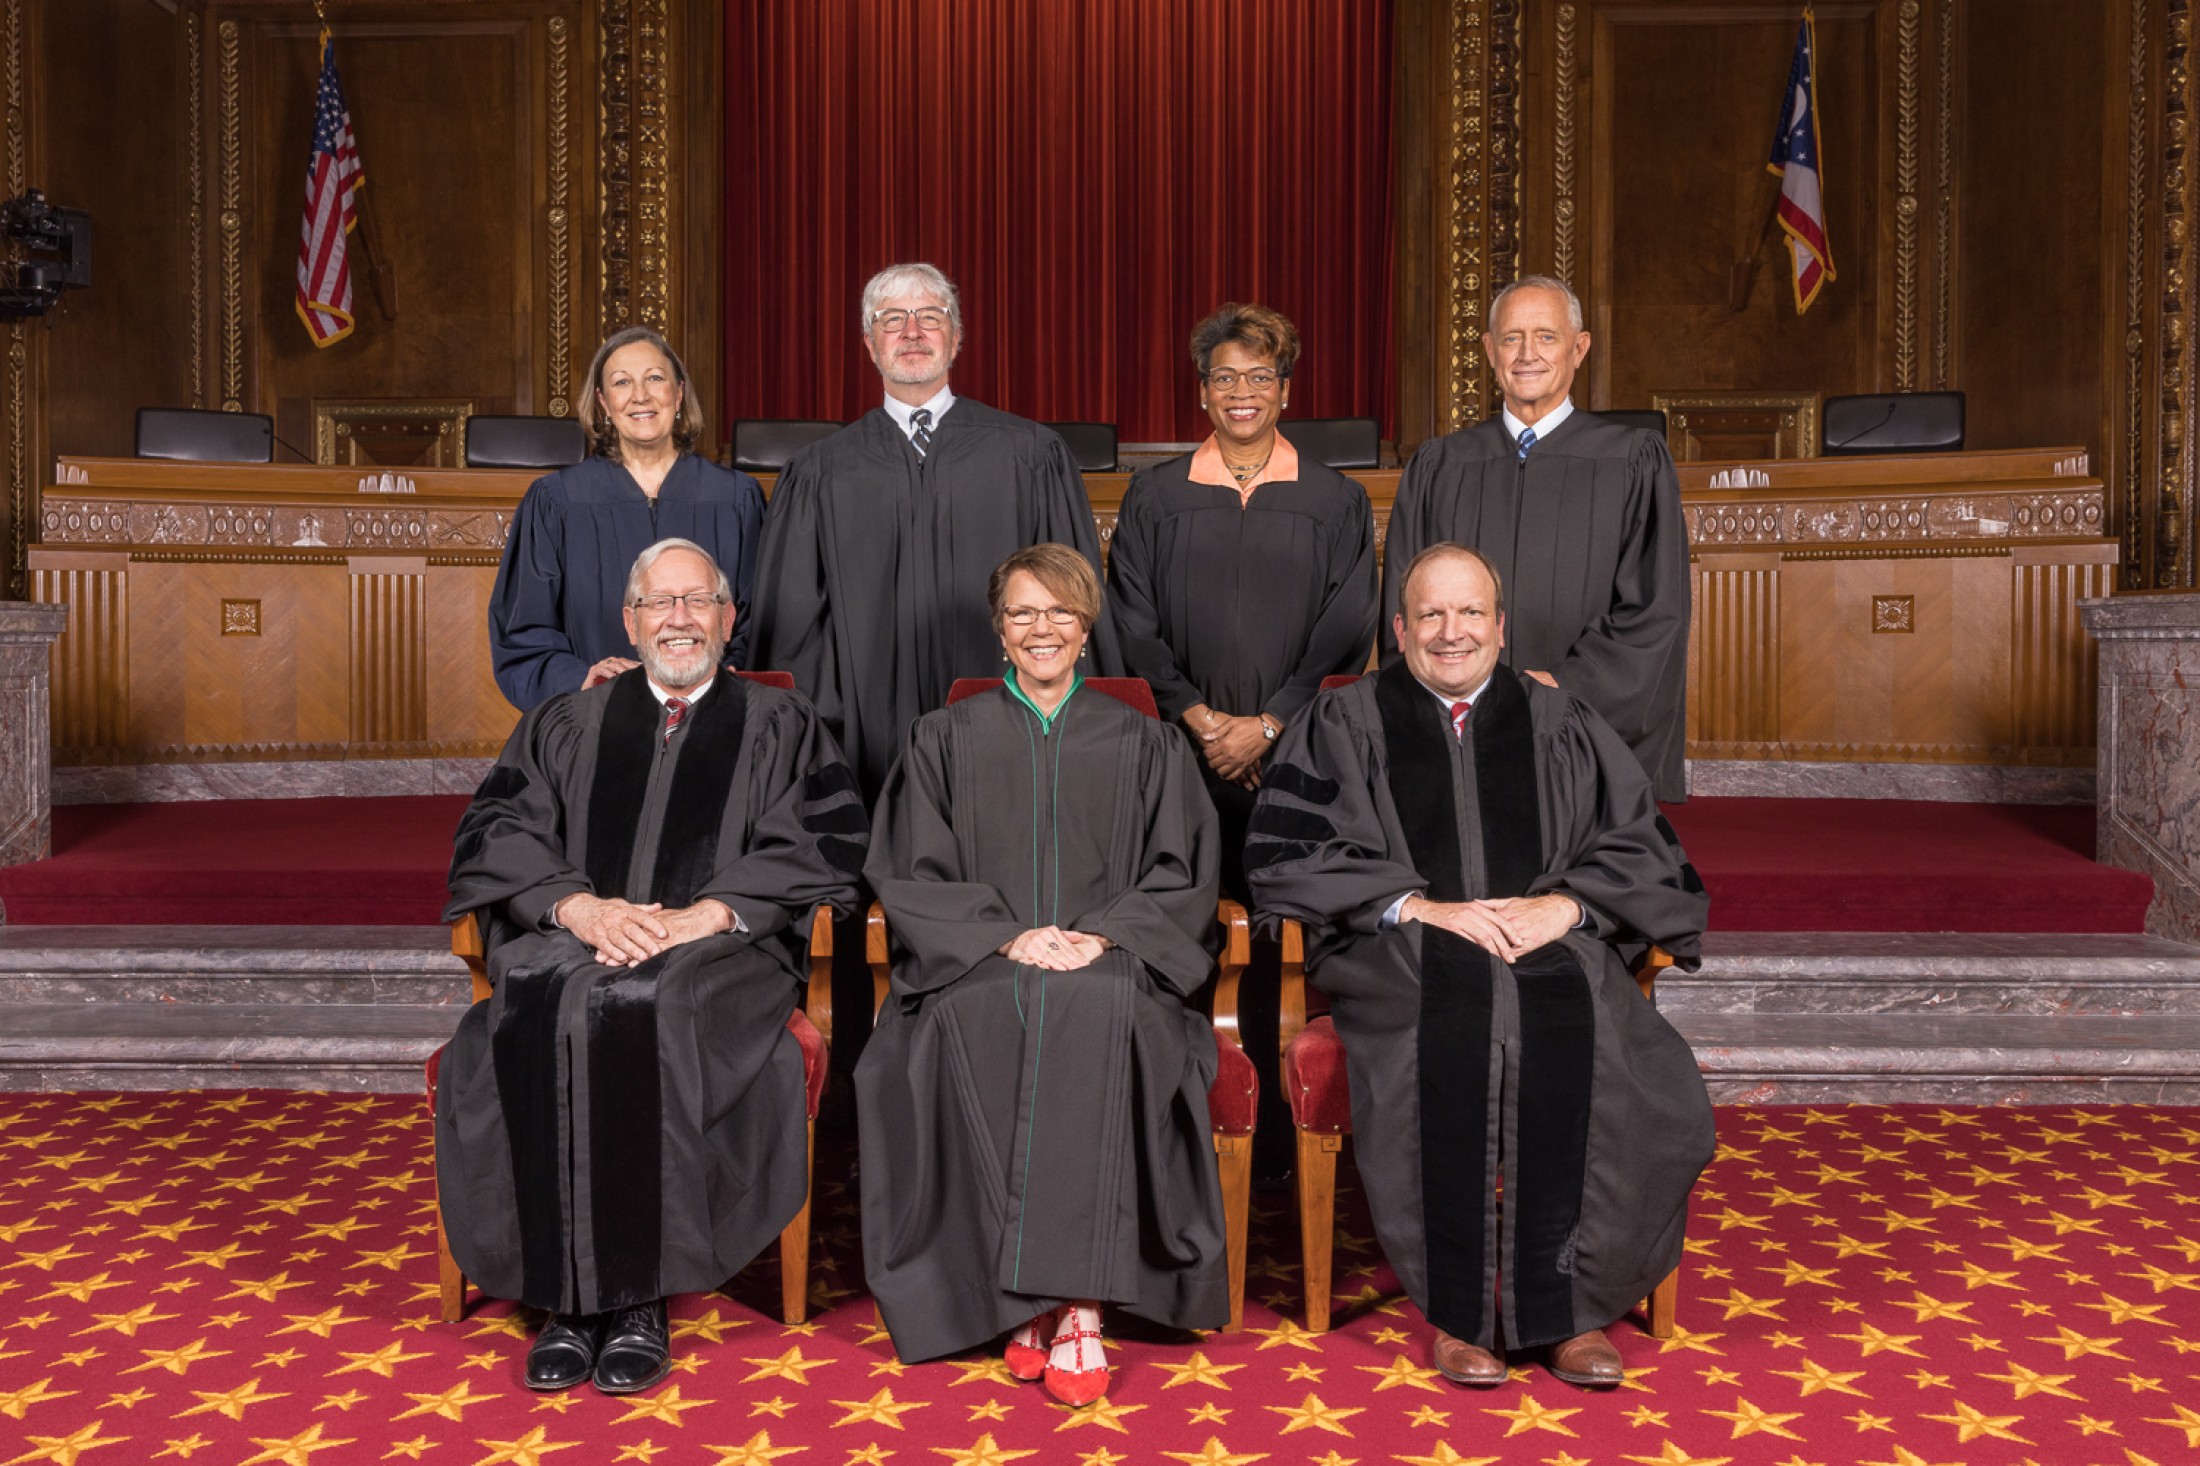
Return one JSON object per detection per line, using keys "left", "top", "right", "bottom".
{"left": 445, "top": 696, "right": 595, "bottom": 930}
{"left": 1547, "top": 432, "right": 1690, "bottom": 753}
{"left": 1065, "top": 727, "right": 1220, "bottom": 997}
{"left": 745, "top": 455, "right": 843, "bottom": 728}
{"left": 1376, "top": 438, "right": 1444, "bottom": 669}
{"left": 864, "top": 718, "right": 1029, "bottom": 995}
{"left": 1264, "top": 482, "right": 1377, "bottom": 727}
{"left": 1103, "top": 472, "right": 1202, "bottom": 720}
{"left": 1244, "top": 689, "right": 1428, "bottom": 936}
{"left": 692, "top": 692, "right": 867, "bottom": 944}
{"left": 1529, "top": 694, "right": 1708, "bottom": 967}
{"left": 489, "top": 475, "right": 590, "bottom": 711}
{"left": 1031, "top": 430, "right": 1124, "bottom": 676}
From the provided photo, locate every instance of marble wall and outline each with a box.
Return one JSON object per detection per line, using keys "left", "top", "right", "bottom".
{"left": 2083, "top": 594, "right": 2200, "bottom": 943}
{"left": 0, "top": 603, "right": 71, "bottom": 865}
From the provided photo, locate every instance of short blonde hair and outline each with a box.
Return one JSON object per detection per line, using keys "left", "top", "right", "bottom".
{"left": 987, "top": 544, "right": 1102, "bottom": 631}
{"left": 577, "top": 326, "right": 704, "bottom": 461}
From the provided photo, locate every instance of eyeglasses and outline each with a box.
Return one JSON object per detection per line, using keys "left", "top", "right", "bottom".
{"left": 1000, "top": 606, "right": 1082, "bottom": 627}
{"left": 1203, "top": 368, "right": 1282, "bottom": 392}
{"left": 870, "top": 308, "right": 952, "bottom": 335}
{"left": 631, "top": 592, "right": 726, "bottom": 615}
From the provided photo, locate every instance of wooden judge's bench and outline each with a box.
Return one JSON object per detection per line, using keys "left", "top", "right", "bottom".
{"left": 28, "top": 446, "right": 2113, "bottom": 779}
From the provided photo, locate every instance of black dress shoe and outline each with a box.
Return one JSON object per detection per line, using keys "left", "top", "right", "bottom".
{"left": 593, "top": 1298, "right": 672, "bottom": 1394}
{"left": 525, "top": 1312, "right": 606, "bottom": 1391}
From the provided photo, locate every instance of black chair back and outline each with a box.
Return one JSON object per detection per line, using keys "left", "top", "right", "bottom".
{"left": 1045, "top": 421, "right": 1118, "bottom": 472}
{"left": 135, "top": 407, "right": 274, "bottom": 464}
{"left": 1281, "top": 417, "right": 1380, "bottom": 470}
{"left": 464, "top": 414, "right": 588, "bottom": 469}
{"left": 1821, "top": 391, "right": 1966, "bottom": 456}
{"left": 1597, "top": 409, "right": 1669, "bottom": 439}
{"left": 732, "top": 419, "right": 842, "bottom": 473}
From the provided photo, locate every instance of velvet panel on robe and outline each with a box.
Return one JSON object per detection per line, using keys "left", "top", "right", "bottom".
{"left": 1107, "top": 453, "right": 1378, "bottom": 899}
{"left": 488, "top": 454, "right": 768, "bottom": 711}
{"left": 855, "top": 682, "right": 1228, "bottom": 1362}
{"left": 1380, "top": 411, "right": 1691, "bottom": 800}
{"left": 746, "top": 401, "right": 1121, "bottom": 801}
{"left": 1243, "top": 665, "right": 1712, "bottom": 1350}
{"left": 435, "top": 671, "right": 867, "bottom": 1315}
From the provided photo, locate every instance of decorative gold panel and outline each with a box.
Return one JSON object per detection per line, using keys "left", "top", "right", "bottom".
{"left": 220, "top": 597, "right": 260, "bottom": 636}
{"left": 1872, "top": 594, "right": 1915, "bottom": 634}
{"left": 312, "top": 400, "right": 474, "bottom": 469}
{"left": 1653, "top": 392, "right": 1820, "bottom": 463}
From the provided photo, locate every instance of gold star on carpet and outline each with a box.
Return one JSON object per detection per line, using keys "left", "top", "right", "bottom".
{"left": 843, "top": 1449, "right": 893, "bottom": 1466}
{"left": 1264, "top": 1392, "right": 1361, "bottom": 1436}
{"left": 377, "top": 1437, "right": 434, "bottom": 1460}
{"left": 1354, "top": 1353, "right": 1444, "bottom": 1393}
{"left": 0, "top": 1418, "right": 130, "bottom": 1466}
{"left": 1051, "top": 1398, "right": 1144, "bottom": 1434}
{"left": 1482, "top": 1394, "right": 1581, "bottom": 1438}
{"left": 315, "top": 1389, "right": 368, "bottom": 1411}
{"left": 1856, "top": 1450, "right": 1961, "bottom": 1466}
{"left": 2117, "top": 1371, "right": 2167, "bottom": 1393}
{"left": 1920, "top": 1400, "right": 2031, "bottom": 1443}
{"left": 1844, "top": 1409, "right": 1894, "bottom": 1432}
{"left": 1152, "top": 1350, "right": 1244, "bottom": 1389}
{"left": 392, "top": 1381, "right": 497, "bottom": 1422}
{"left": 1652, "top": 1325, "right": 1727, "bottom": 1355}
{"left": 9, "top": 1244, "right": 88, "bottom": 1271}
{"left": 33, "top": 1272, "right": 130, "bottom": 1304}
{"left": 927, "top": 1433, "right": 1037, "bottom": 1466}
{"left": 2029, "top": 1209, "right": 2108, "bottom": 1236}
{"left": 1702, "top": 1396, "right": 1805, "bottom": 1440}
{"left": 151, "top": 1434, "right": 212, "bottom": 1459}
{"left": 1403, "top": 1405, "right": 1452, "bottom": 1427}
{"left": 236, "top": 1422, "right": 355, "bottom": 1465}
{"left": 749, "top": 1397, "right": 795, "bottom": 1419}
{"left": 1710, "top": 1287, "right": 1786, "bottom": 1321}
{"left": 1890, "top": 1290, "right": 1974, "bottom": 1324}
{"left": 1393, "top": 1445, "right": 1497, "bottom": 1466}
{"left": 1626, "top": 1405, "right": 1669, "bottom": 1427}
{"left": 1981, "top": 1362, "right": 2081, "bottom": 1399}
{"left": 213, "top": 1272, "right": 309, "bottom": 1303}
{"left": 470, "top": 1426, "right": 578, "bottom": 1465}
{"left": 1618, "top": 1444, "right": 1734, "bottom": 1466}
{"left": 1156, "top": 1439, "right": 1266, "bottom": 1466}
{"left": 346, "top": 1243, "right": 422, "bottom": 1272}
{"left": 2144, "top": 1402, "right": 2200, "bottom": 1447}
{"left": 615, "top": 1444, "right": 667, "bottom": 1464}
{"left": 0, "top": 1376, "right": 74, "bottom": 1420}
{"left": 2124, "top": 1261, "right": 2200, "bottom": 1293}
{"left": 1830, "top": 1323, "right": 1924, "bottom": 1358}
{"left": 463, "top": 1313, "right": 532, "bottom": 1341}
{"left": 329, "top": 1341, "right": 429, "bottom": 1378}
{"left": 1247, "top": 1318, "right": 1322, "bottom": 1352}
{"left": 673, "top": 1307, "right": 749, "bottom": 1344}
{"left": 742, "top": 1346, "right": 837, "bottom": 1385}
{"left": 1303, "top": 1454, "right": 1356, "bottom": 1466}
{"left": 2081, "top": 1292, "right": 2174, "bottom": 1326}
{"left": 178, "top": 1377, "right": 287, "bottom": 1421}
{"left": 828, "top": 1388, "right": 928, "bottom": 1431}
{"left": 1187, "top": 1404, "right": 1228, "bottom": 1424}
{"left": 610, "top": 1383, "right": 716, "bottom": 1427}
{"left": 2067, "top": 1412, "right": 2120, "bottom": 1436}
{"left": 1935, "top": 1260, "right": 2020, "bottom": 1290}
{"left": 1762, "top": 1261, "right": 1838, "bottom": 1289}
{"left": 943, "top": 1358, "right": 1019, "bottom": 1390}
{"left": 2029, "top": 1324, "right": 2130, "bottom": 1361}
{"left": 1696, "top": 1366, "right": 1743, "bottom": 1387}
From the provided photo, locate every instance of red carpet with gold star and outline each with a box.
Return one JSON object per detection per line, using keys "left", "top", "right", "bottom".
{"left": 2, "top": 1094, "right": 2197, "bottom": 1466}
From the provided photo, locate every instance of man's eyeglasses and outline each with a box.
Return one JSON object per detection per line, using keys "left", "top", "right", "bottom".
{"left": 870, "top": 308, "right": 952, "bottom": 335}
{"left": 1203, "top": 368, "right": 1282, "bottom": 392}
{"left": 631, "top": 593, "right": 726, "bottom": 615}
{"left": 1000, "top": 606, "right": 1082, "bottom": 627}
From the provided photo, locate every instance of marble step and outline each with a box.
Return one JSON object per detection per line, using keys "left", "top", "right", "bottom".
{"left": 1663, "top": 932, "right": 2200, "bottom": 1016}
{"left": 0, "top": 925, "right": 469, "bottom": 1004}
{"left": 1678, "top": 1011, "right": 2200, "bottom": 1104}
{"left": 0, "top": 1002, "right": 453, "bottom": 1093}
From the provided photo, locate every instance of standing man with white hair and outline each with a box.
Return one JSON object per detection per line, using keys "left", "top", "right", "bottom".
{"left": 1382, "top": 275, "right": 1691, "bottom": 800}
{"left": 750, "top": 262, "right": 1118, "bottom": 802}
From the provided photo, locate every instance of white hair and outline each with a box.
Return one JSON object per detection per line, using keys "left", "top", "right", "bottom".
{"left": 859, "top": 261, "right": 963, "bottom": 337}
{"left": 1487, "top": 274, "right": 1584, "bottom": 335}
{"left": 624, "top": 538, "right": 732, "bottom": 605}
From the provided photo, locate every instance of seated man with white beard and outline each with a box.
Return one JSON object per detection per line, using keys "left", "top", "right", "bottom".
{"left": 436, "top": 538, "right": 866, "bottom": 1394}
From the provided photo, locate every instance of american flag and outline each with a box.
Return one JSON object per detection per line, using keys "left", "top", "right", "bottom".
{"left": 1767, "top": 6, "right": 1834, "bottom": 313}
{"left": 295, "top": 28, "right": 364, "bottom": 347}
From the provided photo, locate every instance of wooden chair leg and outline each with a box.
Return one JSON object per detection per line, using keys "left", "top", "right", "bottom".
{"left": 779, "top": 1117, "right": 815, "bottom": 1326}
{"left": 1213, "top": 1133, "right": 1252, "bottom": 1331}
{"left": 435, "top": 1206, "right": 467, "bottom": 1324}
{"left": 1296, "top": 1130, "right": 1341, "bottom": 1333}
{"left": 1646, "top": 1265, "right": 1678, "bottom": 1339}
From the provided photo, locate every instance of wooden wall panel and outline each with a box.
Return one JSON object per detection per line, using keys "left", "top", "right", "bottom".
{"left": 348, "top": 557, "right": 426, "bottom": 744}
{"left": 424, "top": 562, "right": 519, "bottom": 752}
{"left": 28, "top": 555, "right": 127, "bottom": 755}
{"left": 126, "top": 558, "right": 352, "bottom": 753}
{"left": 1688, "top": 556, "right": 1780, "bottom": 747}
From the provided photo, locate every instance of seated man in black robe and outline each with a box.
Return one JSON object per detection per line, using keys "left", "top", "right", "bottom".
{"left": 437, "top": 538, "right": 866, "bottom": 1395}
{"left": 1382, "top": 275, "right": 1690, "bottom": 799}
{"left": 1247, "top": 543, "right": 1712, "bottom": 1390}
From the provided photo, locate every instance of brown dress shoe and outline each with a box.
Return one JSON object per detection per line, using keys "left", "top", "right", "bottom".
{"left": 1547, "top": 1326, "right": 1623, "bottom": 1388}
{"left": 1432, "top": 1329, "right": 1507, "bottom": 1387}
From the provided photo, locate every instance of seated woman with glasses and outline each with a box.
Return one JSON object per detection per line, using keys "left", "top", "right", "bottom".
{"left": 856, "top": 544, "right": 1228, "bottom": 1407}
{"left": 490, "top": 325, "right": 766, "bottom": 711}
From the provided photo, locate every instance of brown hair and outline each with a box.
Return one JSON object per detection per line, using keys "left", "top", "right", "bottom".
{"left": 987, "top": 544, "right": 1102, "bottom": 631}
{"left": 1189, "top": 302, "right": 1302, "bottom": 379}
{"left": 577, "top": 325, "right": 704, "bottom": 460}
{"left": 1397, "top": 542, "right": 1506, "bottom": 618}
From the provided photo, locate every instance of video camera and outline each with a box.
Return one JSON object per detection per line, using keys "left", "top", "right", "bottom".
{"left": 0, "top": 188, "right": 91, "bottom": 319}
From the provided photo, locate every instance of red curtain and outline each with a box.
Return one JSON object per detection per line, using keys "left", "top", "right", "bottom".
{"left": 724, "top": 1, "right": 1393, "bottom": 444}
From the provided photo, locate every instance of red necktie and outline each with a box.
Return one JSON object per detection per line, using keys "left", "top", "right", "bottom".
{"left": 1449, "top": 700, "right": 1472, "bottom": 741}
{"left": 663, "top": 697, "right": 689, "bottom": 747}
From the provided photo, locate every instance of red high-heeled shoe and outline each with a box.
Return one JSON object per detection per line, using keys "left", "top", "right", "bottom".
{"left": 1004, "top": 1308, "right": 1059, "bottom": 1382}
{"left": 1042, "top": 1305, "right": 1109, "bottom": 1407}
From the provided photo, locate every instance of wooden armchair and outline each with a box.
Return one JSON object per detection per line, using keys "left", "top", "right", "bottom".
{"left": 430, "top": 902, "right": 888, "bottom": 1326}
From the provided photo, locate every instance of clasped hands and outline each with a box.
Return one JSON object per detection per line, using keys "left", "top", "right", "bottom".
{"left": 1401, "top": 891, "right": 1579, "bottom": 964}
{"left": 556, "top": 891, "right": 734, "bottom": 967}
{"left": 1183, "top": 704, "right": 1271, "bottom": 789}
{"left": 999, "top": 926, "right": 1113, "bottom": 971}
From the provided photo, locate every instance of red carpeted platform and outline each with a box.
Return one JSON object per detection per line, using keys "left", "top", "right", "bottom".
{"left": 0, "top": 794, "right": 2157, "bottom": 932}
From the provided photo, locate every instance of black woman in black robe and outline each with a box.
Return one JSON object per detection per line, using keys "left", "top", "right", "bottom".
{"left": 856, "top": 544, "right": 1227, "bottom": 1406}
{"left": 491, "top": 327, "right": 765, "bottom": 710}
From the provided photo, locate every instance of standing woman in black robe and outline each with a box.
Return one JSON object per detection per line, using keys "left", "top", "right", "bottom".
{"left": 1107, "top": 302, "right": 1376, "bottom": 1176}
{"left": 858, "top": 545, "right": 1229, "bottom": 1407}
{"left": 490, "top": 326, "right": 766, "bottom": 710}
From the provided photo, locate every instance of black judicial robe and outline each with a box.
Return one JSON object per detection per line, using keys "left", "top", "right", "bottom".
{"left": 1108, "top": 453, "right": 1377, "bottom": 895}
{"left": 855, "top": 681, "right": 1229, "bottom": 1362}
{"left": 1382, "top": 412, "right": 1690, "bottom": 800}
{"left": 435, "top": 671, "right": 866, "bottom": 1316}
{"left": 747, "top": 402, "right": 1121, "bottom": 800}
{"left": 1244, "top": 664, "right": 1712, "bottom": 1352}
{"left": 490, "top": 454, "right": 767, "bottom": 711}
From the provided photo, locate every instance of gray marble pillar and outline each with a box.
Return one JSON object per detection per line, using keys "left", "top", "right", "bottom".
{"left": 0, "top": 603, "right": 71, "bottom": 868}
{"left": 2083, "top": 593, "right": 2200, "bottom": 943}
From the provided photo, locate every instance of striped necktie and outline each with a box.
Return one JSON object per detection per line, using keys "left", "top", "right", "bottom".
{"left": 1516, "top": 425, "right": 1537, "bottom": 461}
{"left": 1449, "top": 700, "right": 1472, "bottom": 741}
{"left": 910, "top": 407, "right": 933, "bottom": 459}
{"left": 663, "top": 696, "right": 689, "bottom": 747}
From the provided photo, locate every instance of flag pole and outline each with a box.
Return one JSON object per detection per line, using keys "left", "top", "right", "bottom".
{"left": 317, "top": 5, "right": 398, "bottom": 323}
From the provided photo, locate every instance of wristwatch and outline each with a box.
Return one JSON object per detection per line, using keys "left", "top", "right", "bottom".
{"left": 1259, "top": 715, "right": 1279, "bottom": 741}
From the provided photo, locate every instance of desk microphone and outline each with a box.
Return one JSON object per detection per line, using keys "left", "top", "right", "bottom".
{"left": 1824, "top": 400, "right": 1899, "bottom": 453}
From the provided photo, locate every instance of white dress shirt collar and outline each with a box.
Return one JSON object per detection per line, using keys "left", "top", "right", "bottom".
{"left": 1501, "top": 396, "right": 1574, "bottom": 446}
{"left": 646, "top": 675, "right": 714, "bottom": 706}
{"left": 883, "top": 385, "right": 956, "bottom": 440}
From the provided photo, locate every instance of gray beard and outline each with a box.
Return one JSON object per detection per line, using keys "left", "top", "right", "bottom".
{"left": 639, "top": 635, "right": 725, "bottom": 693}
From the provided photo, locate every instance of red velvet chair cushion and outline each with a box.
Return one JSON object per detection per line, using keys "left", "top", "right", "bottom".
{"left": 426, "top": 1012, "right": 828, "bottom": 1122}
{"left": 737, "top": 670, "right": 796, "bottom": 690}
{"left": 1281, "top": 1016, "right": 1353, "bottom": 1134}
{"left": 1207, "top": 1039, "right": 1259, "bottom": 1136}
